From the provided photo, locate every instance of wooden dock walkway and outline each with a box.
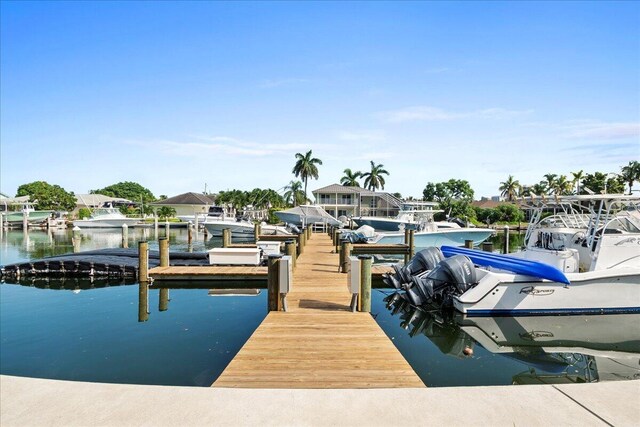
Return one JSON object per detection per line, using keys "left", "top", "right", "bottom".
{"left": 213, "top": 233, "right": 425, "bottom": 388}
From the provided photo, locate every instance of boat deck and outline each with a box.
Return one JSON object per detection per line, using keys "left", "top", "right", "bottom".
{"left": 212, "top": 233, "right": 424, "bottom": 388}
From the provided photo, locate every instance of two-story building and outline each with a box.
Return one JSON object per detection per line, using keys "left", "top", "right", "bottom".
{"left": 311, "top": 184, "right": 403, "bottom": 218}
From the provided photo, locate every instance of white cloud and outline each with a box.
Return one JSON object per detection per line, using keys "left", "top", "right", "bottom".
{"left": 379, "top": 106, "right": 533, "bottom": 123}
{"left": 562, "top": 121, "right": 640, "bottom": 140}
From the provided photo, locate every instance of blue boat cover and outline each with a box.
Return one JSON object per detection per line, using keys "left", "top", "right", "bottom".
{"left": 441, "top": 246, "right": 570, "bottom": 285}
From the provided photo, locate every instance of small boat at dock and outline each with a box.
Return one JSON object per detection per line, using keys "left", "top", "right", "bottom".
{"left": 73, "top": 203, "right": 142, "bottom": 229}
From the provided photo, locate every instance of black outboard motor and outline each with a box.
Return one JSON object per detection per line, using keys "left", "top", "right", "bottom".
{"left": 383, "top": 247, "right": 444, "bottom": 289}
{"left": 405, "top": 255, "right": 476, "bottom": 308}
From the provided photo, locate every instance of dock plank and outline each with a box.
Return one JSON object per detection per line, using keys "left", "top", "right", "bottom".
{"left": 213, "top": 233, "right": 424, "bottom": 389}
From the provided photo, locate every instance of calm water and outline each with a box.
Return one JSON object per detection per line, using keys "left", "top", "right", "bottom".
{"left": 1, "top": 227, "right": 638, "bottom": 387}
{"left": 1, "top": 227, "right": 264, "bottom": 386}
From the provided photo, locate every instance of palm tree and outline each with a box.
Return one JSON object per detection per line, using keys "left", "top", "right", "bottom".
{"left": 362, "top": 161, "right": 390, "bottom": 191}
{"left": 620, "top": 161, "right": 640, "bottom": 195}
{"left": 530, "top": 182, "right": 548, "bottom": 196}
{"left": 552, "top": 175, "right": 572, "bottom": 195}
{"left": 292, "top": 150, "right": 322, "bottom": 201}
{"left": 340, "top": 168, "right": 362, "bottom": 187}
{"left": 571, "top": 170, "right": 584, "bottom": 195}
{"left": 283, "top": 180, "right": 305, "bottom": 207}
{"left": 499, "top": 175, "right": 521, "bottom": 202}
{"left": 543, "top": 173, "right": 557, "bottom": 195}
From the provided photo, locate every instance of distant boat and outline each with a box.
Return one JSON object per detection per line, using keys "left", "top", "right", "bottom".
{"left": 202, "top": 205, "right": 292, "bottom": 237}
{"left": 368, "top": 227, "right": 494, "bottom": 247}
{"left": 73, "top": 203, "right": 141, "bottom": 229}
{"left": 275, "top": 205, "right": 342, "bottom": 227}
{"left": 1, "top": 203, "right": 54, "bottom": 228}
{"left": 353, "top": 201, "right": 442, "bottom": 231}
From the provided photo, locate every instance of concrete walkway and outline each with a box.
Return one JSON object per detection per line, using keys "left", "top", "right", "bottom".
{"left": 2, "top": 375, "right": 638, "bottom": 426}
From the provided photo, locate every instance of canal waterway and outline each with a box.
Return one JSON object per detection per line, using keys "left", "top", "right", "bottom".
{"left": 1, "top": 228, "right": 638, "bottom": 387}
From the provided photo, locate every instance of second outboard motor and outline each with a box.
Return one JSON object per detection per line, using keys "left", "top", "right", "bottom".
{"left": 408, "top": 255, "right": 477, "bottom": 308}
{"left": 383, "top": 247, "right": 444, "bottom": 289}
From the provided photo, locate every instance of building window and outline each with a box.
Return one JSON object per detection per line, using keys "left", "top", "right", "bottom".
{"left": 340, "top": 194, "right": 352, "bottom": 205}
{"left": 319, "top": 194, "right": 331, "bottom": 204}
{"left": 338, "top": 209, "right": 347, "bottom": 217}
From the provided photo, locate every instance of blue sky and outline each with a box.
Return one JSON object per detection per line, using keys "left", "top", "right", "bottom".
{"left": 1, "top": 1, "right": 638, "bottom": 200}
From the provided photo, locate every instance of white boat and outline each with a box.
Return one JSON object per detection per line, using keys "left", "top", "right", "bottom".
{"left": 73, "top": 203, "right": 141, "bottom": 228}
{"left": 203, "top": 206, "right": 292, "bottom": 237}
{"left": 275, "top": 205, "right": 342, "bottom": 227}
{"left": 397, "top": 195, "right": 640, "bottom": 316}
{"left": 368, "top": 225, "right": 494, "bottom": 248}
{"left": 353, "top": 201, "right": 443, "bottom": 231}
{"left": 176, "top": 213, "right": 208, "bottom": 224}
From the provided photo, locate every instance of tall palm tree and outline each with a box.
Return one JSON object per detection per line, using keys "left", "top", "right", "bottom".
{"left": 283, "top": 180, "right": 305, "bottom": 207}
{"left": 340, "top": 168, "right": 362, "bottom": 187}
{"left": 292, "top": 150, "right": 322, "bottom": 201}
{"left": 499, "top": 175, "right": 521, "bottom": 202}
{"left": 543, "top": 173, "right": 557, "bottom": 195}
{"left": 571, "top": 170, "right": 584, "bottom": 195}
{"left": 620, "top": 161, "right": 640, "bottom": 195}
{"left": 362, "top": 161, "right": 390, "bottom": 191}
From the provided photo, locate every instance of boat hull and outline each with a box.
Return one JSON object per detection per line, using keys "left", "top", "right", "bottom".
{"left": 4, "top": 211, "right": 54, "bottom": 226}
{"left": 203, "top": 221, "right": 255, "bottom": 236}
{"left": 372, "top": 228, "right": 494, "bottom": 247}
{"left": 453, "top": 269, "right": 640, "bottom": 316}
{"left": 72, "top": 218, "right": 141, "bottom": 228}
{"left": 353, "top": 216, "right": 419, "bottom": 231}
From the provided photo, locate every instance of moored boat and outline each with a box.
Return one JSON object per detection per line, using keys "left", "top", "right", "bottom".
{"left": 386, "top": 195, "right": 640, "bottom": 316}
{"left": 73, "top": 203, "right": 141, "bottom": 229}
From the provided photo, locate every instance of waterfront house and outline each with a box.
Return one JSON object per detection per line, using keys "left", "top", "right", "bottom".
{"left": 150, "top": 192, "right": 215, "bottom": 217}
{"left": 311, "top": 184, "right": 402, "bottom": 218}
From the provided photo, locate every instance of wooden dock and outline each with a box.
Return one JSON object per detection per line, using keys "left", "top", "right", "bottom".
{"left": 212, "top": 233, "right": 425, "bottom": 388}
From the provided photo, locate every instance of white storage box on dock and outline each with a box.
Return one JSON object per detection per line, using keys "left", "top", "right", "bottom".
{"left": 208, "top": 248, "right": 261, "bottom": 265}
{"left": 257, "top": 241, "right": 281, "bottom": 256}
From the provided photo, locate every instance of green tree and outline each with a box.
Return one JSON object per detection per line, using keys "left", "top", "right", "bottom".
{"left": 292, "top": 150, "right": 322, "bottom": 201}
{"left": 571, "top": 170, "right": 585, "bottom": 195}
{"left": 16, "top": 181, "right": 76, "bottom": 211}
{"left": 157, "top": 206, "right": 177, "bottom": 219}
{"left": 78, "top": 207, "right": 92, "bottom": 219}
{"left": 551, "top": 175, "right": 573, "bottom": 195}
{"left": 422, "top": 179, "right": 475, "bottom": 219}
{"left": 340, "top": 168, "right": 362, "bottom": 187}
{"left": 499, "top": 175, "right": 521, "bottom": 202}
{"left": 543, "top": 173, "right": 557, "bottom": 195}
{"left": 362, "top": 161, "right": 390, "bottom": 191}
{"left": 91, "top": 181, "right": 155, "bottom": 202}
{"left": 620, "top": 161, "right": 640, "bottom": 195}
{"left": 530, "top": 182, "right": 548, "bottom": 196}
{"left": 581, "top": 172, "right": 625, "bottom": 194}
{"left": 283, "top": 180, "right": 306, "bottom": 206}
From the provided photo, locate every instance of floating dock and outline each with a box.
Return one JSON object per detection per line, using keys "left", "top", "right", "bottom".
{"left": 212, "top": 233, "right": 425, "bottom": 388}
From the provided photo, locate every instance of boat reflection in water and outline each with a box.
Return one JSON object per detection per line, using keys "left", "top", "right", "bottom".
{"left": 384, "top": 293, "right": 640, "bottom": 384}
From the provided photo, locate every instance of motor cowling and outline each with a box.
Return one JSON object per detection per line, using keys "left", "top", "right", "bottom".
{"left": 406, "top": 255, "right": 477, "bottom": 307}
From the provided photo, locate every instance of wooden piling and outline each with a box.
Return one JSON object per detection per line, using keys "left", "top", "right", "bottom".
{"left": 286, "top": 239, "right": 297, "bottom": 268}
{"left": 340, "top": 240, "right": 352, "bottom": 274}
{"left": 306, "top": 225, "right": 312, "bottom": 240}
{"left": 403, "top": 229, "right": 411, "bottom": 265}
{"left": 159, "top": 237, "right": 169, "bottom": 267}
{"left": 188, "top": 224, "right": 193, "bottom": 244}
{"left": 408, "top": 229, "right": 415, "bottom": 258}
{"left": 22, "top": 210, "right": 28, "bottom": 230}
{"left": 267, "top": 254, "right": 282, "bottom": 311}
{"left": 222, "top": 228, "right": 231, "bottom": 248}
{"left": 464, "top": 239, "right": 474, "bottom": 249}
{"left": 164, "top": 221, "right": 170, "bottom": 237}
{"left": 503, "top": 226, "right": 510, "bottom": 254}
{"left": 138, "top": 282, "right": 149, "bottom": 322}
{"left": 159, "top": 288, "right": 169, "bottom": 312}
{"left": 359, "top": 255, "right": 372, "bottom": 313}
{"left": 122, "top": 224, "right": 129, "bottom": 248}
{"left": 482, "top": 242, "right": 494, "bottom": 252}
{"left": 254, "top": 223, "right": 260, "bottom": 242}
{"left": 138, "top": 241, "right": 149, "bottom": 283}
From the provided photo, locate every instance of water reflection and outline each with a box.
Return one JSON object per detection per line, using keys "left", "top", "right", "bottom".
{"left": 383, "top": 293, "right": 640, "bottom": 385}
